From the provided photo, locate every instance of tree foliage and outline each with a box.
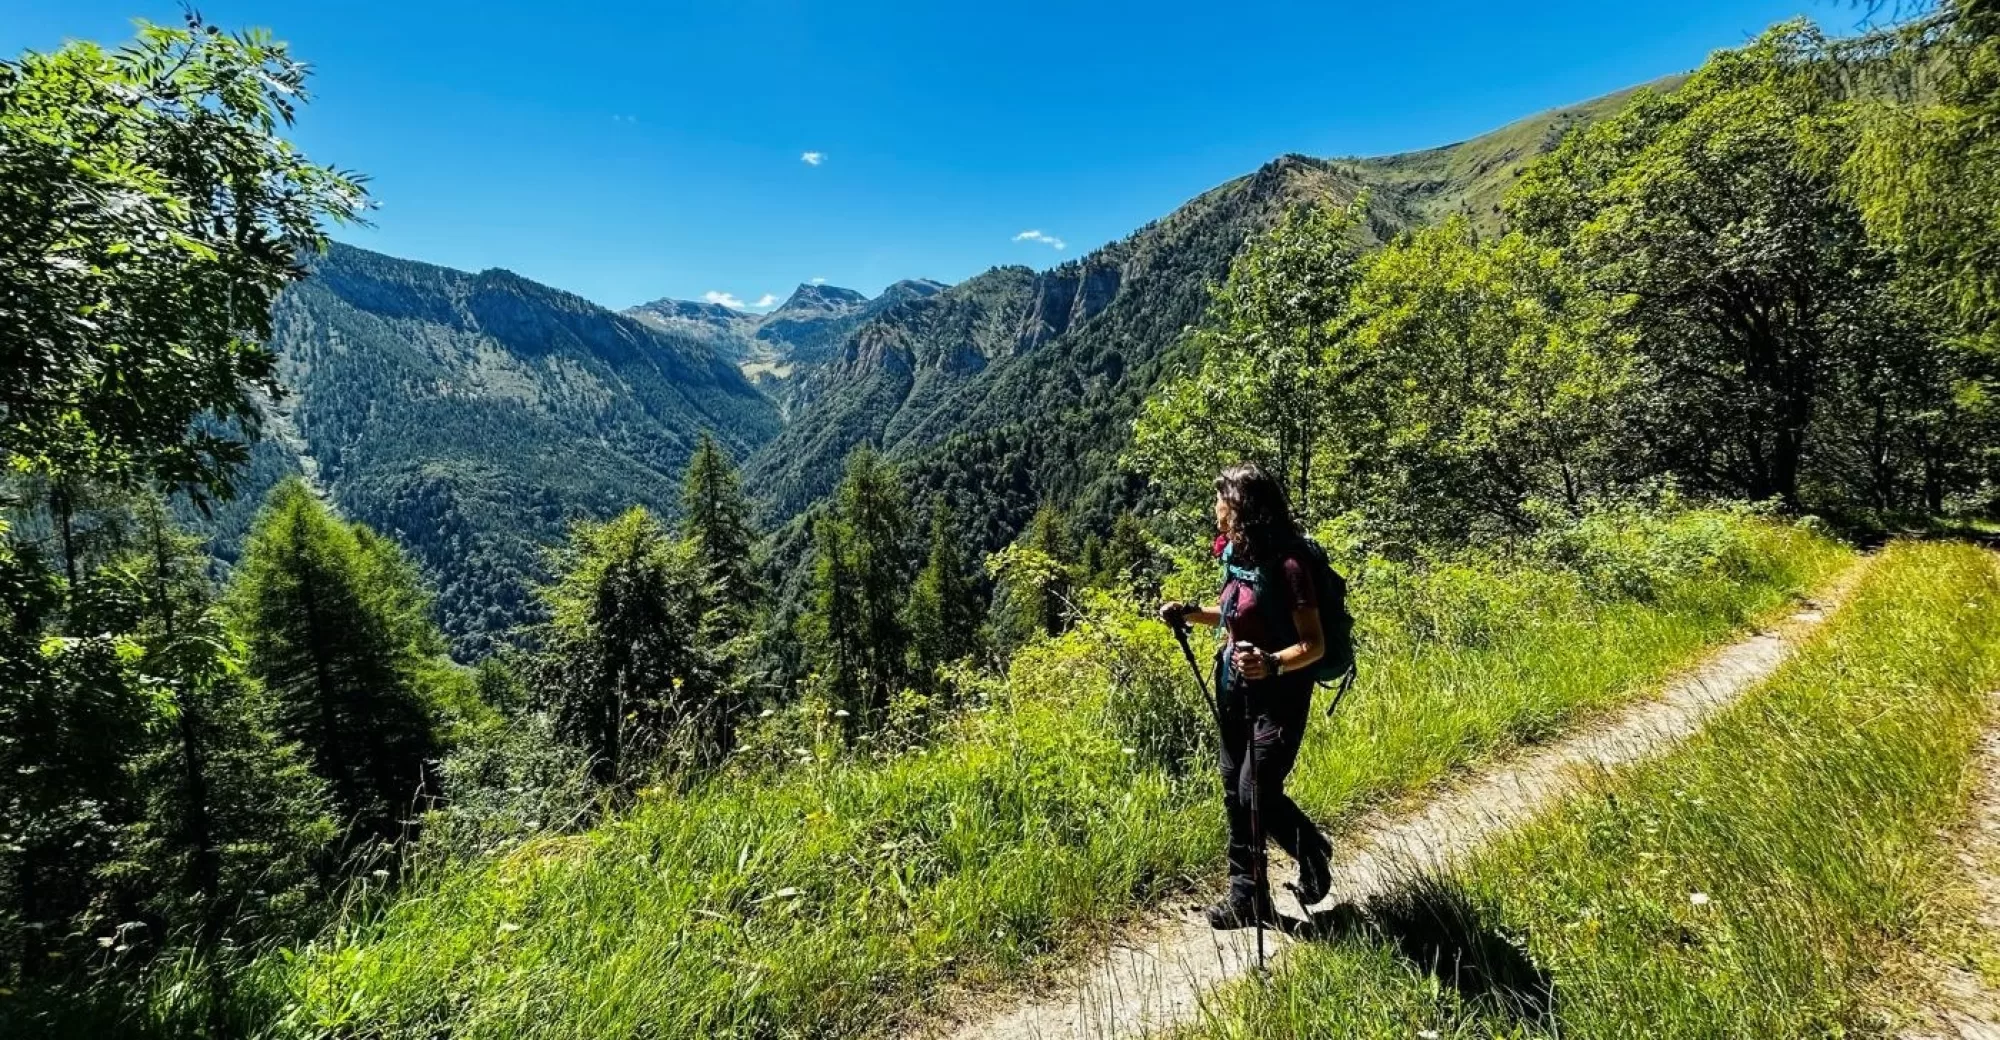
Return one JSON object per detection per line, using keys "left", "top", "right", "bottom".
{"left": 0, "top": 16, "right": 366, "bottom": 498}
{"left": 802, "top": 447, "right": 912, "bottom": 728}
{"left": 533, "top": 506, "right": 741, "bottom": 787}
{"left": 228, "top": 479, "right": 450, "bottom": 850}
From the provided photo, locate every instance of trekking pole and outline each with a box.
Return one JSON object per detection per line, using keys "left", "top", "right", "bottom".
{"left": 1242, "top": 685, "right": 1268, "bottom": 976}
{"left": 1171, "top": 616, "right": 1266, "bottom": 974}
{"left": 1168, "top": 615, "right": 1218, "bottom": 721}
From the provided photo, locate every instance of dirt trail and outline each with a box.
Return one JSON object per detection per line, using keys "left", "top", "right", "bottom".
{"left": 1902, "top": 704, "right": 2000, "bottom": 1040}
{"left": 929, "top": 564, "right": 1867, "bottom": 1040}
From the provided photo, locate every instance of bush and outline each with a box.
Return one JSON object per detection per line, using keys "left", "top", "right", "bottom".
{"left": 417, "top": 713, "right": 597, "bottom": 862}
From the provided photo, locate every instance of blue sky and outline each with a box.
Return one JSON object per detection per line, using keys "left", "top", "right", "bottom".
{"left": 3, "top": 1, "right": 1863, "bottom": 311}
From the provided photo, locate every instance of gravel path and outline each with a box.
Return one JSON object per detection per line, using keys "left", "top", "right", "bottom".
{"left": 1902, "top": 698, "right": 2000, "bottom": 1040}
{"left": 932, "top": 567, "right": 1864, "bottom": 1040}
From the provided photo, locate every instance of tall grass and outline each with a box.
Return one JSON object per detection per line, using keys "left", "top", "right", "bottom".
{"left": 1179, "top": 540, "right": 2000, "bottom": 1039}
{"left": 69, "top": 513, "right": 1841, "bottom": 1038}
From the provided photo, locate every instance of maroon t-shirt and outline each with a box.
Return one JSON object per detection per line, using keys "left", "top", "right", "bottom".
{"left": 1222, "top": 554, "right": 1317, "bottom": 654}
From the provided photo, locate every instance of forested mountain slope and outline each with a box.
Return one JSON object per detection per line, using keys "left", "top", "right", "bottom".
{"left": 743, "top": 81, "right": 1649, "bottom": 551}
{"left": 210, "top": 243, "right": 783, "bottom": 657}
{"left": 203, "top": 83, "right": 1651, "bottom": 654}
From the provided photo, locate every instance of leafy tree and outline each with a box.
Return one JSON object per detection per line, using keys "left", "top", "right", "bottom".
{"left": 906, "top": 498, "right": 981, "bottom": 681}
{"left": 1507, "top": 25, "right": 1910, "bottom": 510}
{"left": 1337, "top": 219, "right": 1635, "bottom": 540}
{"left": 533, "top": 507, "right": 734, "bottom": 786}
{"left": 987, "top": 505, "right": 1076, "bottom": 653}
{"left": 228, "top": 478, "right": 448, "bottom": 850}
{"left": 1841, "top": 0, "right": 2000, "bottom": 349}
{"left": 0, "top": 15, "right": 366, "bottom": 499}
{"left": 1129, "top": 202, "right": 1366, "bottom": 529}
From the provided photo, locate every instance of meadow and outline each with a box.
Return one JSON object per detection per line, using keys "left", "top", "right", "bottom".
{"left": 113, "top": 511, "right": 1850, "bottom": 1038}
{"left": 1174, "top": 539, "right": 2000, "bottom": 1038}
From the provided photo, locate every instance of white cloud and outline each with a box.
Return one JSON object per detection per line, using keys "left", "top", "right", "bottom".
{"left": 703, "top": 289, "right": 780, "bottom": 312}
{"left": 1014, "top": 229, "right": 1066, "bottom": 250}
{"left": 810, "top": 276, "right": 827, "bottom": 285}
{"left": 800, "top": 151, "right": 825, "bottom": 166}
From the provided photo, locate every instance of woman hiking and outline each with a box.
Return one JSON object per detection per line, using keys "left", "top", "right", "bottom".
{"left": 1159, "top": 462, "right": 1335, "bottom": 928}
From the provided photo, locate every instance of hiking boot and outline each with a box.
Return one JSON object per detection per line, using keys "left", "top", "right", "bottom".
{"left": 1203, "top": 891, "right": 1273, "bottom": 930}
{"left": 1291, "top": 834, "right": 1333, "bottom": 907}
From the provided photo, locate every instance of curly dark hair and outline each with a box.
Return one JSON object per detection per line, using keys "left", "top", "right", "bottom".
{"left": 1215, "top": 463, "right": 1300, "bottom": 566}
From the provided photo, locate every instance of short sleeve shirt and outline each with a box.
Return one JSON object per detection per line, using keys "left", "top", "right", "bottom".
{"left": 1222, "top": 554, "right": 1317, "bottom": 654}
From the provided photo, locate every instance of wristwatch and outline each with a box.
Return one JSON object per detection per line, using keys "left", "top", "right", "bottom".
{"left": 1265, "top": 650, "right": 1283, "bottom": 677}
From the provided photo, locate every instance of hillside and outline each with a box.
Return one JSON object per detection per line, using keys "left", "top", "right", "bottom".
{"left": 1341, "top": 76, "right": 1683, "bottom": 234}
{"left": 207, "top": 81, "right": 1661, "bottom": 652}
{"left": 211, "top": 243, "right": 784, "bottom": 657}
{"left": 739, "top": 83, "right": 1664, "bottom": 553}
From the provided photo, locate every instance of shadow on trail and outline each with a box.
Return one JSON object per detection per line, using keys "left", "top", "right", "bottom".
{"left": 1276, "top": 874, "right": 1557, "bottom": 1028}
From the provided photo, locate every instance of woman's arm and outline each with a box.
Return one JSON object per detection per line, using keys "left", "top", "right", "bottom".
{"left": 1234, "top": 608, "right": 1324, "bottom": 679}
{"left": 1157, "top": 601, "right": 1221, "bottom": 628}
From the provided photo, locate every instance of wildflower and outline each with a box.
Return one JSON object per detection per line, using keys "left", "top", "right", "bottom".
{"left": 1689, "top": 891, "right": 1710, "bottom": 906}
{"left": 371, "top": 869, "right": 391, "bottom": 880}
{"left": 833, "top": 709, "right": 851, "bottom": 718}
{"left": 1419, "top": 1031, "right": 1441, "bottom": 1040}
{"left": 1122, "top": 747, "right": 1137, "bottom": 755}
{"left": 759, "top": 708, "right": 776, "bottom": 718}
{"left": 497, "top": 922, "right": 522, "bottom": 934}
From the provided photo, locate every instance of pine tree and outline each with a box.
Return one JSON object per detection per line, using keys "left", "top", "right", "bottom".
{"left": 906, "top": 498, "right": 981, "bottom": 682}
{"left": 117, "top": 500, "right": 334, "bottom": 954}
{"left": 0, "top": 523, "right": 149, "bottom": 978}
{"left": 804, "top": 447, "right": 912, "bottom": 727}
{"left": 679, "top": 433, "right": 760, "bottom": 619}
{"left": 534, "top": 507, "right": 730, "bottom": 786}
{"left": 228, "top": 478, "right": 447, "bottom": 851}
{"left": 804, "top": 511, "right": 865, "bottom": 714}
{"left": 1100, "top": 512, "right": 1158, "bottom": 594}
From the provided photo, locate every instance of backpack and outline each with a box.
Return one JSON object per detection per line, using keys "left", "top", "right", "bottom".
{"left": 1220, "top": 536, "right": 1357, "bottom": 701}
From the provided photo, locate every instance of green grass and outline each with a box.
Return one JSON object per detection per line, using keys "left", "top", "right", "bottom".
{"left": 1175, "top": 540, "right": 2000, "bottom": 1039}
{"left": 79, "top": 514, "right": 1843, "bottom": 1039}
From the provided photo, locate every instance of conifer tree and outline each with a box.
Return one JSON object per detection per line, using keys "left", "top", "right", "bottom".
{"left": 0, "top": 523, "right": 149, "bottom": 977}
{"left": 1100, "top": 512, "right": 1158, "bottom": 594}
{"left": 906, "top": 498, "right": 981, "bottom": 682}
{"left": 534, "top": 507, "right": 730, "bottom": 785}
{"left": 117, "top": 500, "right": 334, "bottom": 953}
{"left": 987, "top": 505, "right": 1076, "bottom": 654}
{"left": 804, "top": 447, "right": 911, "bottom": 727}
{"left": 805, "top": 511, "right": 866, "bottom": 714}
{"left": 679, "top": 433, "right": 761, "bottom": 621}
{"left": 228, "top": 478, "right": 446, "bottom": 850}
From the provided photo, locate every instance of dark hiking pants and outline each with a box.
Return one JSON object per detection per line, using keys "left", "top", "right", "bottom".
{"left": 1215, "top": 671, "right": 1327, "bottom": 900}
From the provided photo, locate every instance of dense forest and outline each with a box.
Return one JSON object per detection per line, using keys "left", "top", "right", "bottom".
{"left": 2, "top": 2, "right": 1998, "bottom": 1036}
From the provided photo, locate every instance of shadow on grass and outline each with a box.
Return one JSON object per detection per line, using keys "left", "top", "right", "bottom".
{"left": 1279, "top": 874, "right": 1557, "bottom": 1028}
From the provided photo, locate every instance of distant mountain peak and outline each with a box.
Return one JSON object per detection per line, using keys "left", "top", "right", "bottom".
{"left": 777, "top": 282, "right": 868, "bottom": 313}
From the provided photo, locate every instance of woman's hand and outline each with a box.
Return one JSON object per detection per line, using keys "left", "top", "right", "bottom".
{"left": 1232, "top": 642, "right": 1275, "bottom": 680}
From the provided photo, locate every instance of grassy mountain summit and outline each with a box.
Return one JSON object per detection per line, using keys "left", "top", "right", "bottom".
{"left": 1343, "top": 76, "right": 1684, "bottom": 234}
{"left": 214, "top": 242, "right": 783, "bottom": 657}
